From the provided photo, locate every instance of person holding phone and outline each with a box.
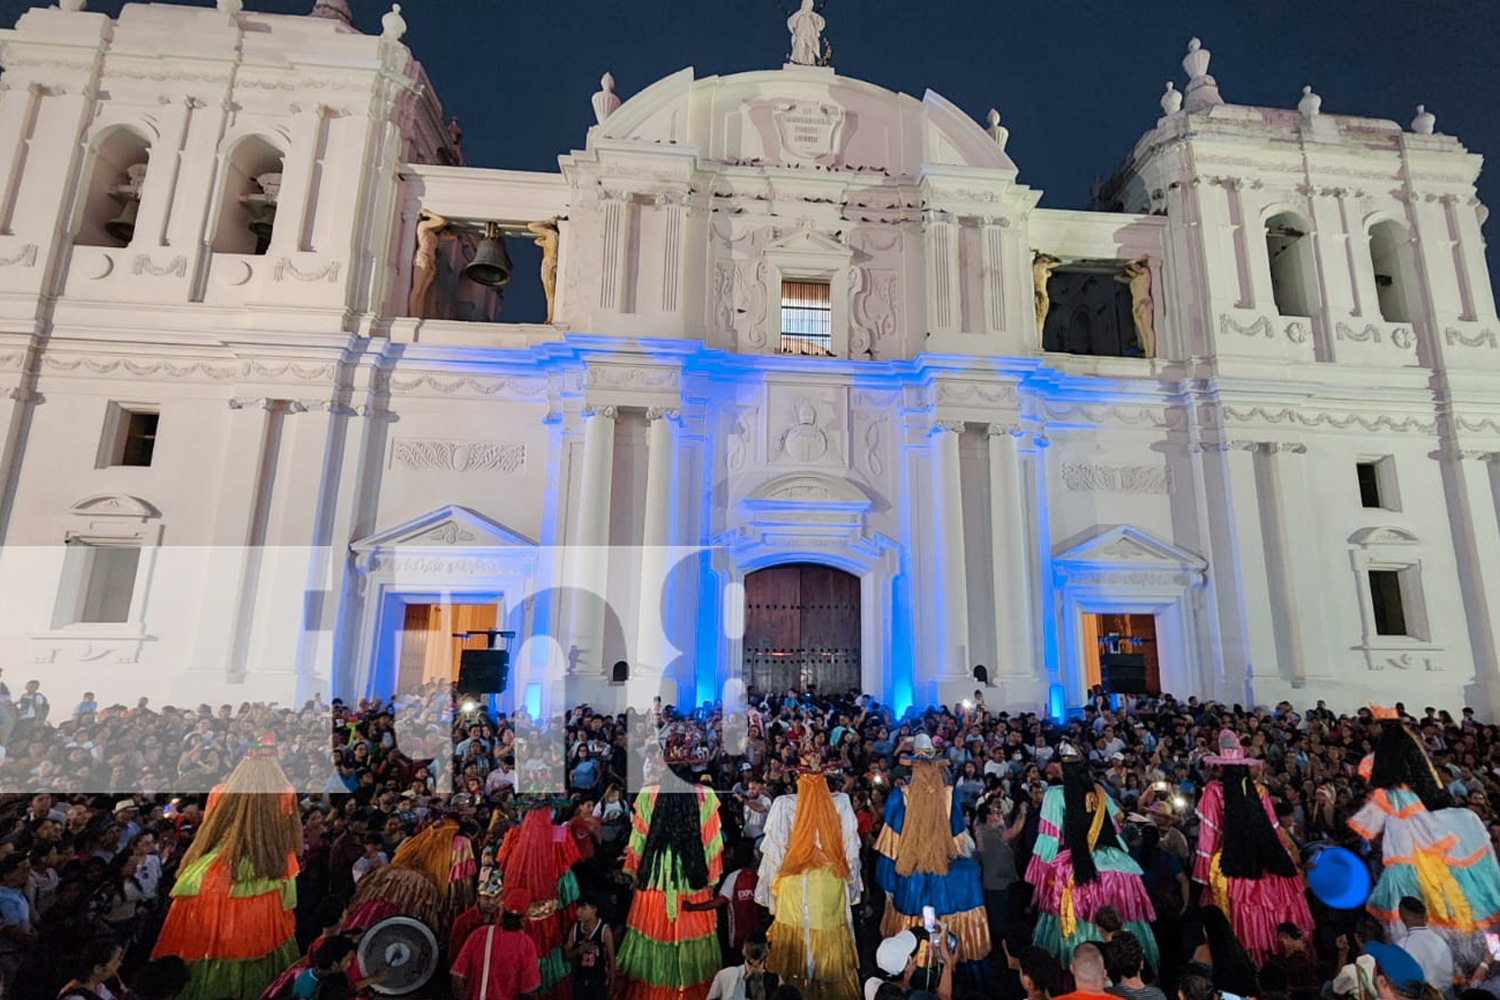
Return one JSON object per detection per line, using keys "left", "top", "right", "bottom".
{"left": 869, "top": 927, "right": 956, "bottom": 1000}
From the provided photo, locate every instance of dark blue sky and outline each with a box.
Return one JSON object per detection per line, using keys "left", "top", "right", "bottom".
{"left": 6, "top": 0, "right": 1499, "bottom": 292}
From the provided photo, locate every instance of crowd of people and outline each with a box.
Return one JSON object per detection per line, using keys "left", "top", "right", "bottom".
{"left": 0, "top": 675, "right": 1498, "bottom": 1000}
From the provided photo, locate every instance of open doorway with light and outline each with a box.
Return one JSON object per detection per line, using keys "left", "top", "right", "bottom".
{"left": 395, "top": 603, "right": 498, "bottom": 691}
{"left": 1080, "top": 612, "right": 1160, "bottom": 696}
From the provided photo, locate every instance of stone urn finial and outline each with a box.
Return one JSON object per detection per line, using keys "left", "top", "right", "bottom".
{"left": 309, "top": 0, "right": 354, "bottom": 25}
{"left": 1160, "top": 81, "right": 1182, "bottom": 115}
{"left": 592, "top": 72, "right": 621, "bottom": 125}
{"left": 1181, "top": 36, "right": 1223, "bottom": 113}
{"left": 381, "top": 3, "right": 406, "bottom": 41}
{"left": 1411, "top": 104, "right": 1436, "bottom": 135}
{"left": 1298, "top": 85, "right": 1322, "bottom": 118}
{"left": 58, "top": 0, "right": 85, "bottom": 11}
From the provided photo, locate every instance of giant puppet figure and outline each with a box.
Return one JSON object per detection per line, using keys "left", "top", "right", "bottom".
{"left": 152, "top": 740, "right": 302, "bottom": 1000}
{"left": 1351, "top": 707, "right": 1500, "bottom": 938}
{"left": 616, "top": 755, "right": 726, "bottom": 1000}
{"left": 495, "top": 804, "right": 583, "bottom": 1000}
{"left": 1026, "top": 743, "right": 1159, "bottom": 968}
{"left": 1193, "top": 730, "right": 1314, "bottom": 964}
{"left": 756, "top": 760, "right": 862, "bottom": 1000}
{"left": 344, "top": 804, "right": 477, "bottom": 932}
{"left": 874, "top": 734, "right": 990, "bottom": 968}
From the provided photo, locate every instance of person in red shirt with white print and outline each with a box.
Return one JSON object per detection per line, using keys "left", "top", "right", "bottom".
{"left": 451, "top": 884, "right": 541, "bottom": 1000}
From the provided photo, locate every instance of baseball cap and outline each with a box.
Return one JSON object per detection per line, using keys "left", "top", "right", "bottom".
{"left": 1364, "top": 942, "right": 1424, "bottom": 995}
{"left": 875, "top": 930, "right": 917, "bottom": 976}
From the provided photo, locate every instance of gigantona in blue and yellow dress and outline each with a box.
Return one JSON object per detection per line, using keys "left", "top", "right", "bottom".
{"left": 874, "top": 757, "right": 990, "bottom": 965}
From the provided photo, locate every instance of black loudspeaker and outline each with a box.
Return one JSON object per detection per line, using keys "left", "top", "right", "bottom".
{"left": 972, "top": 665, "right": 989, "bottom": 685}
{"left": 457, "top": 649, "right": 509, "bottom": 695}
{"left": 1100, "top": 653, "right": 1148, "bottom": 695}
{"left": 611, "top": 660, "right": 629, "bottom": 684}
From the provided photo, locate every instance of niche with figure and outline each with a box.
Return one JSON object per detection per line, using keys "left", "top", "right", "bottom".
{"left": 211, "top": 136, "right": 285, "bottom": 255}
{"left": 75, "top": 128, "right": 152, "bottom": 248}
{"left": 1041, "top": 264, "right": 1141, "bottom": 357}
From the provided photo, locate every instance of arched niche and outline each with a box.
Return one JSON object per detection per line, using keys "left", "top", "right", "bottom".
{"left": 74, "top": 126, "right": 152, "bottom": 249}
{"left": 1368, "top": 219, "right": 1420, "bottom": 324}
{"left": 211, "top": 134, "right": 285, "bottom": 255}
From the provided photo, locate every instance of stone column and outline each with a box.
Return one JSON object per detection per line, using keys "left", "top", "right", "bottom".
{"left": 1260, "top": 442, "right": 1320, "bottom": 686}
{"left": 987, "top": 424, "right": 1031, "bottom": 678}
{"left": 191, "top": 396, "right": 277, "bottom": 678}
{"left": 924, "top": 210, "right": 961, "bottom": 334}
{"left": 268, "top": 102, "right": 329, "bottom": 254}
{"left": 0, "top": 83, "right": 43, "bottom": 234}
{"left": 633, "top": 407, "right": 679, "bottom": 707}
{"left": 1197, "top": 441, "right": 1267, "bottom": 705}
{"left": 1449, "top": 450, "right": 1500, "bottom": 712}
{"left": 598, "top": 192, "right": 632, "bottom": 313}
{"left": 979, "top": 218, "right": 1007, "bottom": 335}
{"left": 566, "top": 406, "right": 616, "bottom": 677}
{"left": 932, "top": 420, "right": 970, "bottom": 680}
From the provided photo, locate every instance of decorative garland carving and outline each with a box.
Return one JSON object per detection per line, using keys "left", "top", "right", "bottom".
{"left": 1390, "top": 326, "right": 1415, "bottom": 350}
{"left": 1040, "top": 402, "right": 1168, "bottom": 428}
{"left": 132, "top": 254, "right": 187, "bottom": 278}
{"left": 1060, "top": 463, "right": 1173, "bottom": 495}
{"left": 385, "top": 374, "right": 548, "bottom": 398}
{"left": 1223, "top": 406, "right": 1435, "bottom": 434}
{"left": 273, "top": 258, "right": 341, "bottom": 283}
{"left": 1219, "top": 314, "right": 1274, "bottom": 340}
{"left": 1336, "top": 322, "right": 1382, "bottom": 344}
{"left": 0, "top": 244, "right": 37, "bottom": 268}
{"left": 390, "top": 439, "right": 526, "bottom": 474}
{"left": 1445, "top": 327, "right": 1497, "bottom": 349}
{"left": 39, "top": 356, "right": 238, "bottom": 380}
{"left": 936, "top": 382, "right": 1017, "bottom": 405}
{"left": 1284, "top": 321, "right": 1309, "bottom": 345}
{"left": 585, "top": 366, "right": 678, "bottom": 389}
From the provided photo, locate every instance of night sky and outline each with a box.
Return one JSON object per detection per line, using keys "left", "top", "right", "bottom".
{"left": 5, "top": 0, "right": 1499, "bottom": 298}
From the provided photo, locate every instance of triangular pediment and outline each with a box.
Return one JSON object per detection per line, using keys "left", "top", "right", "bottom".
{"left": 350, "top": 504, "right": 535, "bottom": 553}
{"left": 1053, "top": 524, "right": 1206, "bottom": 570}
{"left": 767, "top": 227, "right": 850, "bottom": 257}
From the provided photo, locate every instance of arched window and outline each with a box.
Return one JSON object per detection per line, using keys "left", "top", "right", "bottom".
{"left": 211, "top": 135, "right": 285, "bottom": 255}
{"left": 75, "top": 128, "right": 151, "bottom": 248}
{"left": 1064, "top": 305, "right": 1093, "bottom": 354}
{"left": 1369, "top": 220, "right": 1419, "bottom": 323}
{"left": 1265, "top": 211, "right": 1320, "bottom": 318}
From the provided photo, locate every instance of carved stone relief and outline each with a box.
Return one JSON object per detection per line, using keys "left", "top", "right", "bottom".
{"left": 1060, "top": 463, "right": 1173, "bottom": 495}
{"left": 390, "top": 439, "right": 526, "bottom": 474}
{"left": 849, "top": 266, "right": 897, "bottom": 358}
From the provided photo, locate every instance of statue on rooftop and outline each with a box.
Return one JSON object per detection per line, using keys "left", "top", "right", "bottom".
{"left": 1032, "top": 252, "right": 1062, "bottom": 345}
{"left": 1118, "top": 259, "right": 1157, "bottom": 358}
{"left": 788, "top": 0, "right": 825, "bottom": 66}
{"left": 527, "top": 217, "right": 561, "bottom": 324}
{"left": 408, "top": 210, "right": 448, "bottom": 318}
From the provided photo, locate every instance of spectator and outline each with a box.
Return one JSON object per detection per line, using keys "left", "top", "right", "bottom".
{"left": 451, "top": 888, "right": 541, "bottom": 1000}
{"left": 706, "top": 940, "right": 775, "bottom": 1000}
{"left": 565, "top": 899, "right": 615, "bottom": 1000}
{"left": 1057, "top": 942, "right": 1114, "bottom": 1000}
{"left": 975, "top": 799, "right": 1026, "bottom": 953}
{"left": 55, "top": 936, "right": 123, "bottom": 1000}
{"left": 1108, "top": 932, "right": 1168, "bottom": 1000}
{"left": 1272, "top": 922, "right": 1320, "bottom": 1000}
{"left": 1391, "top": 897, "right": 1455, "bottom": 997}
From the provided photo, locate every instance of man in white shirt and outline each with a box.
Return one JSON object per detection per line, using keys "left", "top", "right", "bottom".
{"left": 739, "top": 778, "right": 771, "bottom": 846}
{"left": 1391, "top": 896, "right": 1455, "bottom": 997}
{"left": 706, "top": 941, "right": 777, "bottom": 1000}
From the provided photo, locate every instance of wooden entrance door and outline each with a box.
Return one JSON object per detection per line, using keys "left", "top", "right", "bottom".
{"left": 396, "top": 603, "right": 498, "bottom": 693}
{"left": 743, "top": 563, "right": 861, "bottom": 696}
{"left": 1080, "top": 612, "right": 1160, "bottom": 694}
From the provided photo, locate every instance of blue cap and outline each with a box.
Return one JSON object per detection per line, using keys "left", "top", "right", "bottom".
{"left": 1364, "top": 943, "right": 1425, "bottom": 994}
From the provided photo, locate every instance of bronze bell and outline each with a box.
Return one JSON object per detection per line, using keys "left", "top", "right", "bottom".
{"left": 104, "top": 199, "right": 139, "bottom": 245}
{"left": 464, "top": 222, "right": 513, "bottom": 288}
{"left": 247, "top": 203, "right": 277, "bottom": 252}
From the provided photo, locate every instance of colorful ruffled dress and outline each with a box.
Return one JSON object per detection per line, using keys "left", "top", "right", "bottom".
{"left": 1194, "top": 780, "right": 1314, "bottom": 964}
{"left": 344, "top": 817, "right": 477, "bottom": 933}
{"left": 1350, "top": 786, "right": 1500, "bottom": 934}
{"left": 496, "top": 809, "right": 582, "bottom": 1000}
{"left": 617, "top": 785, "right": 725, "bottom": 1000}
{"left": 1026, "top": 784, "right": 1159, "bottom": 968}
{"left": 152, "top": 753, "right": 301, "bottom": 1000}
{"left": 756, "top": 774, "right": 861, "bottom": 1000}
{"left": 874, "top": 763, "right": 990, "bottom": 964}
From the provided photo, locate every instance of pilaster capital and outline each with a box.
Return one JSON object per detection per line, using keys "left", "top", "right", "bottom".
{"left": 644, "top": 406, "right": 680, "bottom": 423}
{"left": 986, "top": 422, "right": 1024, "bottom": 438}
{"left": 581, "top": 405, "right": 618, "bottom": 420}
{"left": 932, "top": 419, "right": 966, "bottom": 435}
{"left": 227, "top": 396, "right": 273, "bottom": 411}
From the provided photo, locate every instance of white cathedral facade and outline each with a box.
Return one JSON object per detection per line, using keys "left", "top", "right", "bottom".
{"left": 0, "top": 0, "right": 1496, "bottom": 720}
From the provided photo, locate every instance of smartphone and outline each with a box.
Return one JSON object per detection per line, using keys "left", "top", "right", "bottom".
{"left": 922, "top": 906, "right": 937, "bottom": 933}
{"left": 1486, "top": 932, "right": 1500, "bottom": 962}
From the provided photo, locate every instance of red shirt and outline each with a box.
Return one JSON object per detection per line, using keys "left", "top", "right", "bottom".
{"left": 452, "top": 926, "right": 541, "bottom": 1000}
{"left": 718, "top": 868, "right": 762, "bottom": 949}
{"left": 448, "top": 904, "right": 488, "bottom": 961}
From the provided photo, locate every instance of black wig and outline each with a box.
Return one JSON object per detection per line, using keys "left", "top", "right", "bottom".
{"left": 1062, "top": 758, "right": 1120, "bottom": 885}
{"left": 638, "top": 787, "right": 710, "bottom": 891}
{"left": 1217, "top": 765, "right": 1295, "bottom": 879}
{"left": 1368, "top": 719, "right": 1453, "bottom": 811}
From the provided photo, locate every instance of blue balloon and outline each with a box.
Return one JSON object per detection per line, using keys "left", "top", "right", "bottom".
{"left": 1306, "top": 846, "right": 1371, "bottom": 910}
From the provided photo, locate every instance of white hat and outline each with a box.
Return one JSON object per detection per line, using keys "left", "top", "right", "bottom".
{"left": 876, "top": 930, "right": 918, "bottom": 976}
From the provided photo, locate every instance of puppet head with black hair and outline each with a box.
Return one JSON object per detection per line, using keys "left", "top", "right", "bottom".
{"left": 1058, "top": 742, "right": 1120, "bottom": 885}
{"left": 1205, "top": 730, "right": 1295, "bottom": 879}
{"left": 637, "top": 787, "right": 710, "bottom": 892}
{"left": 1367, "top": 707, "right": 1453, "bottom": 811}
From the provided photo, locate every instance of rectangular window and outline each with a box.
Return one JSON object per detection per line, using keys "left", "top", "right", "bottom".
{"left": 71, "top": 544, "right": 141, "bottom": 624}
{"left": 100, "top": 404, "right": 160, "bottom": 468}
{"left": 1356, "top": 461, "right": 1383, "bottom": 508}
{"left": 780, "top": 280, "right": 832, "bottom": 357}
{"left": 1369, "top": 569, "right": 1408, "bottom": 636}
